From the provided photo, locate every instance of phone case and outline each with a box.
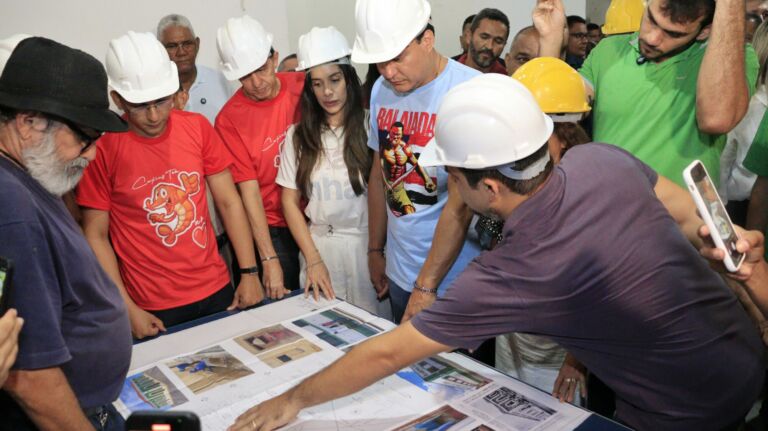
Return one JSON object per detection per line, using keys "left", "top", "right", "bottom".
{"left": 682, "top": 160, "right": 744, "bottom": 272}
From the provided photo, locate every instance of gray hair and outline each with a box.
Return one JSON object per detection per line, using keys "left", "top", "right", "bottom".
{"left": 157, "top": 14, "right": 196, "bottom": 39}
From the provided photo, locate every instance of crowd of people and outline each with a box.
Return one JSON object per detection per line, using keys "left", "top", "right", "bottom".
{"left": 1, "top": 0, "right": 768, "bottom": 430}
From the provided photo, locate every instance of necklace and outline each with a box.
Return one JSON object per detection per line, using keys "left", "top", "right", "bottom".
{"left": 0, "top": 149, "right": 26, "bottom": 171}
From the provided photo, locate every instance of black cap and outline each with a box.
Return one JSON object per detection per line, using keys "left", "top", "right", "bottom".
{"left": 0, "top": 37, "right": 127, "bottom": 132}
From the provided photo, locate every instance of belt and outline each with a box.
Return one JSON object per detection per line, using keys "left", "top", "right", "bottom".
{"left": 308, "top": 224, "right": 365, "bottom": 237}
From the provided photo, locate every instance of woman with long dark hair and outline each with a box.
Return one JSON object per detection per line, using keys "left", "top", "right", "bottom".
{"left": 276, "top": 27, "right": 390, "bottom": 317}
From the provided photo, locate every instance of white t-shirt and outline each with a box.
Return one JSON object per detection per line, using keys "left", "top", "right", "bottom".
{"left": 368, "top": 59, "right": 481, "bottom": 295}
{"left": 720, "top": 85, "right": 766, "bottom": 201}
{"left": 276, "top": 125, "right": 367, "bottom": 229}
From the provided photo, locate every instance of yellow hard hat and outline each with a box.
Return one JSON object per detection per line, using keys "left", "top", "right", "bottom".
{"left": 512, "top": 57, "right": 590, "bottom": 119}
{"left": 602, "top": 0, "right": 645, "bottom": 35}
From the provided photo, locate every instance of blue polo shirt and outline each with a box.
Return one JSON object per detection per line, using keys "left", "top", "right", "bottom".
{"left": 0, "top": 157, "right": 131, "bottom": 409}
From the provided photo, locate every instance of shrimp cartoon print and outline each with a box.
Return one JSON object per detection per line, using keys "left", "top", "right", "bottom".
{"left": 143, "top": 171, "right": 205, "bottom": 247}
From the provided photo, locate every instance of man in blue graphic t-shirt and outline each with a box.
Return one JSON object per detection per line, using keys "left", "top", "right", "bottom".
{"left": 351, "top": 0, "right": 481, "bottom": 322}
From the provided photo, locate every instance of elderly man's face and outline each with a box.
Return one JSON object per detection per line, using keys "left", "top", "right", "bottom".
{"left": 20, "top": 115, "right": 98, "bottom": 195}
{"left": 160, "top": 25, "right": 199, "bottom": 75}
{"left": 505, "top": 31, "right": 539, "bottom": 75}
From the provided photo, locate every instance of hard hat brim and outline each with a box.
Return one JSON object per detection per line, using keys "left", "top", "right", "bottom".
{"left": 418, "top": 137, "right": 444, "bottom": 168}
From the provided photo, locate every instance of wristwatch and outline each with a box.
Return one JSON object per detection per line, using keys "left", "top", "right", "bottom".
{"left": 239, "top": 266, "right": 259, "bottom": 275}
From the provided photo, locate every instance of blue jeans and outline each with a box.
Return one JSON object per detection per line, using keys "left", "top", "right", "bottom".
{"left": 86, "top": 404, "right": 125, "bottom": 431}
{"left": 388, "top": 278, "right": 411, "bottom": 324}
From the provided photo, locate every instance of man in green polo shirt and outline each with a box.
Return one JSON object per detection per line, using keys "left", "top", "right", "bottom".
{"left": 534, "top": 0, "right": 757, "bottom": 187}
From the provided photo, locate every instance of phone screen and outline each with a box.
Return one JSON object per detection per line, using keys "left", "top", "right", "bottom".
{"left": 689, "top": 163, "right": 743, "bottom": 265}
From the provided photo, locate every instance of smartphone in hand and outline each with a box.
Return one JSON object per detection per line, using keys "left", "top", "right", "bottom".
{"left": 683, "top": 160, "right": 745, "bottom": 272}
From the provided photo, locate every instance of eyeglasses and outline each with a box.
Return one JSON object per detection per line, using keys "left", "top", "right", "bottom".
{"left": 163, "top": 40, "right": 196, "bottom": 52}
{"left": 122, "top": 96, "right": 174, "bottom": 116}
{"left": 61, "top": 120, "right": 103, "bottom": 154}
{"left": 570, "top": 32, "right": 589, "bottom": 40}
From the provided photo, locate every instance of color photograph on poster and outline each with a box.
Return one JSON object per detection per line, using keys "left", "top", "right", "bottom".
{"left": 118, "top": 366, "right": 188, "bottom": 412}
{"left": 258, "top": 339, "right": 322, "bottom": 368}
{"left": 235, "top": 324, "right": 302, "bottom": 355}
{"left": 166, "top": 345, "right": 253, "bottom": 394}
{"left": 391, "top": 405, "right": 473, "bottom": 431}
{"left": 396, "top": 355, "right": 491, "bottom": 400}
{"left": 293, "top": 308, "right": 382, "bottom": 349}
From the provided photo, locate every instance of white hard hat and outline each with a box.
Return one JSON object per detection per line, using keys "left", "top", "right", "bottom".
{"left": 106, "top": 31, "right": 179, "bottom": 104}
{"left": 419, "top": 74, "right": 554, "bottom": 172}
{"left": 351, "top": 0, "right": 431, "bottom": 64}
{"left": 0, "top": 34, "right": 32, "bottom": 75}
{"left": 296, "top": 26, "right": 351, "bottom": 72}
{"left": 217, "top": 15, "right": 274, "bottom": 81}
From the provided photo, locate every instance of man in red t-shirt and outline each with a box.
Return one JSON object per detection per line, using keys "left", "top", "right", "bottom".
{"left": 77, "top": 31, "right": 263, "bottom": 339}
{"left": 456, "top": 8, "right": 510, "bottom": 75}
{"left": 215, "top": 16, "right": 304, "bottom": 296}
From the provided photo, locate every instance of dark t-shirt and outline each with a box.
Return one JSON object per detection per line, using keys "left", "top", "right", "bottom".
{"left": 0, "top": 158, "right": 132, "bottom": 408}
{"left": 412, "top": 144, "right": 764, "bottom": 430}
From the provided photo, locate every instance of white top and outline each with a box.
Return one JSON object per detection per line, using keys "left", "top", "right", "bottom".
{"left": 186, "top": 64, "right": 233, "bottom": 125}
{"left": 720, "top": 85, "right": 766, "bottom": 201}
{"left": 276, "top": 125, "right": 368, "bottom": 230}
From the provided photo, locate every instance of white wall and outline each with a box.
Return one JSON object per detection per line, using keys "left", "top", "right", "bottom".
{"left": 0, "top": 0, "right": 586, "bottom": 78}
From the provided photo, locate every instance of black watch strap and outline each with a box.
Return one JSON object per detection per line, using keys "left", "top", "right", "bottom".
{"left": 239, "top": 266, "right": 259, "bottom": 274}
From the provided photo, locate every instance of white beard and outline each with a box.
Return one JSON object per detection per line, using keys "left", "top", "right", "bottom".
{"left": 22, "top": 131, "right": 89, "bottom": 196}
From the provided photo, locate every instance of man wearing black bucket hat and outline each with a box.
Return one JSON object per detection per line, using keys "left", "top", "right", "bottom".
{"left": 0, "top": 37, "right": 132, "bottom": 431}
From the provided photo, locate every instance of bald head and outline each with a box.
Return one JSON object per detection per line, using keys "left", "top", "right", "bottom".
{"left": 505, "top": 26, "right": 540, "bottom": 75}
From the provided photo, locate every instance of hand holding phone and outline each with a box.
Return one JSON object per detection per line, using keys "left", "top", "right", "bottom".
{"left": 683, "top": 160, "right": 745, "bottom": 272}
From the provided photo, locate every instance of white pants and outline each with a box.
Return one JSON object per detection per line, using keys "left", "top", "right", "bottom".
{"left": 302, "top": 225, "right": 391, "bottom": 319}
{"left": 496, "top": 333, "right": 582, "bottom": 405}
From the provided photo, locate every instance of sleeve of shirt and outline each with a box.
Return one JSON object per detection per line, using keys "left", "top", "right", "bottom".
{"left": 746, "top": 45, "right": 760, "bottom": 97}
{"left": 199, "top": 116, "right": 233, "bottom": 176}
{"left": 579, "top": 46, "right": 596, "bottom": 87}
{"left": 410, "top": 256, "right": 540, "bottom": 351}
{"left": 214, "top": 113, "right": 258, "bottom": 183}
{"left": 275, "top": 126, "right": 298, "bottom": 190}
{"left": 75, "top": 139, "right": 112, "bottom": 211}
{"left": 744, "top": 108, "right": 768, "bottom": 176}
{"left": 0, "top": 219, "right": 71, "bottom": 370}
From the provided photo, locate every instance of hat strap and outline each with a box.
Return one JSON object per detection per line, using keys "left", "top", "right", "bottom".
{"left": 496, "top": 151, "right": 550, "bottom": 181}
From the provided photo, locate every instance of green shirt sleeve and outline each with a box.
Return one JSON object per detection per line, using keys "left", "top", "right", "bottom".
{"left": 580, "top": 45, "right": 595, "bottom": 85}
{"left": 746, "top": 44, "right": 759, "bottom": 97}
{"left": 744, "top": 107, "right": 768, "bottom": 176}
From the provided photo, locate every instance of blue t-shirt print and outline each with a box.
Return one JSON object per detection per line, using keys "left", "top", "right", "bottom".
{"left": 378, "top": 115, "right": 438, "bottom": 217}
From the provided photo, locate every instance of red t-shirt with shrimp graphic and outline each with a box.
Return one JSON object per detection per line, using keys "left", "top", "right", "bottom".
{"left": 76, "top": 110, "right": 231, "bottom": 310}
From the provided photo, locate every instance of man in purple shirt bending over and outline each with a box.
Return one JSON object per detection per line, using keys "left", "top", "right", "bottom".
{"left": 230, "top": 74, "right": 764, "bottom": 431}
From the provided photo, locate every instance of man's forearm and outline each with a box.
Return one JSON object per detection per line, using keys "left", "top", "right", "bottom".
{"left": 4, "top": 367, "right": 95, "bottom": 431}
{"left": 208, "top": 174, "right": 258, "bottom": 269}
{"left": 697, "top": 0, "right": 748, "bottom": 134}
{"left": 238, "top": 180, "right": 278, "bottom": 258}
{"left": 368, "top": 156, "right": 387, "bottom": 249}
{"left": 82, "top": 210, "right": 136, "bottom": 309}
{"left": 287, "top": 323, "right": 447, "bottom": 410}
{"left": 416, "top": 187, "right": 473, "bottom": 289}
